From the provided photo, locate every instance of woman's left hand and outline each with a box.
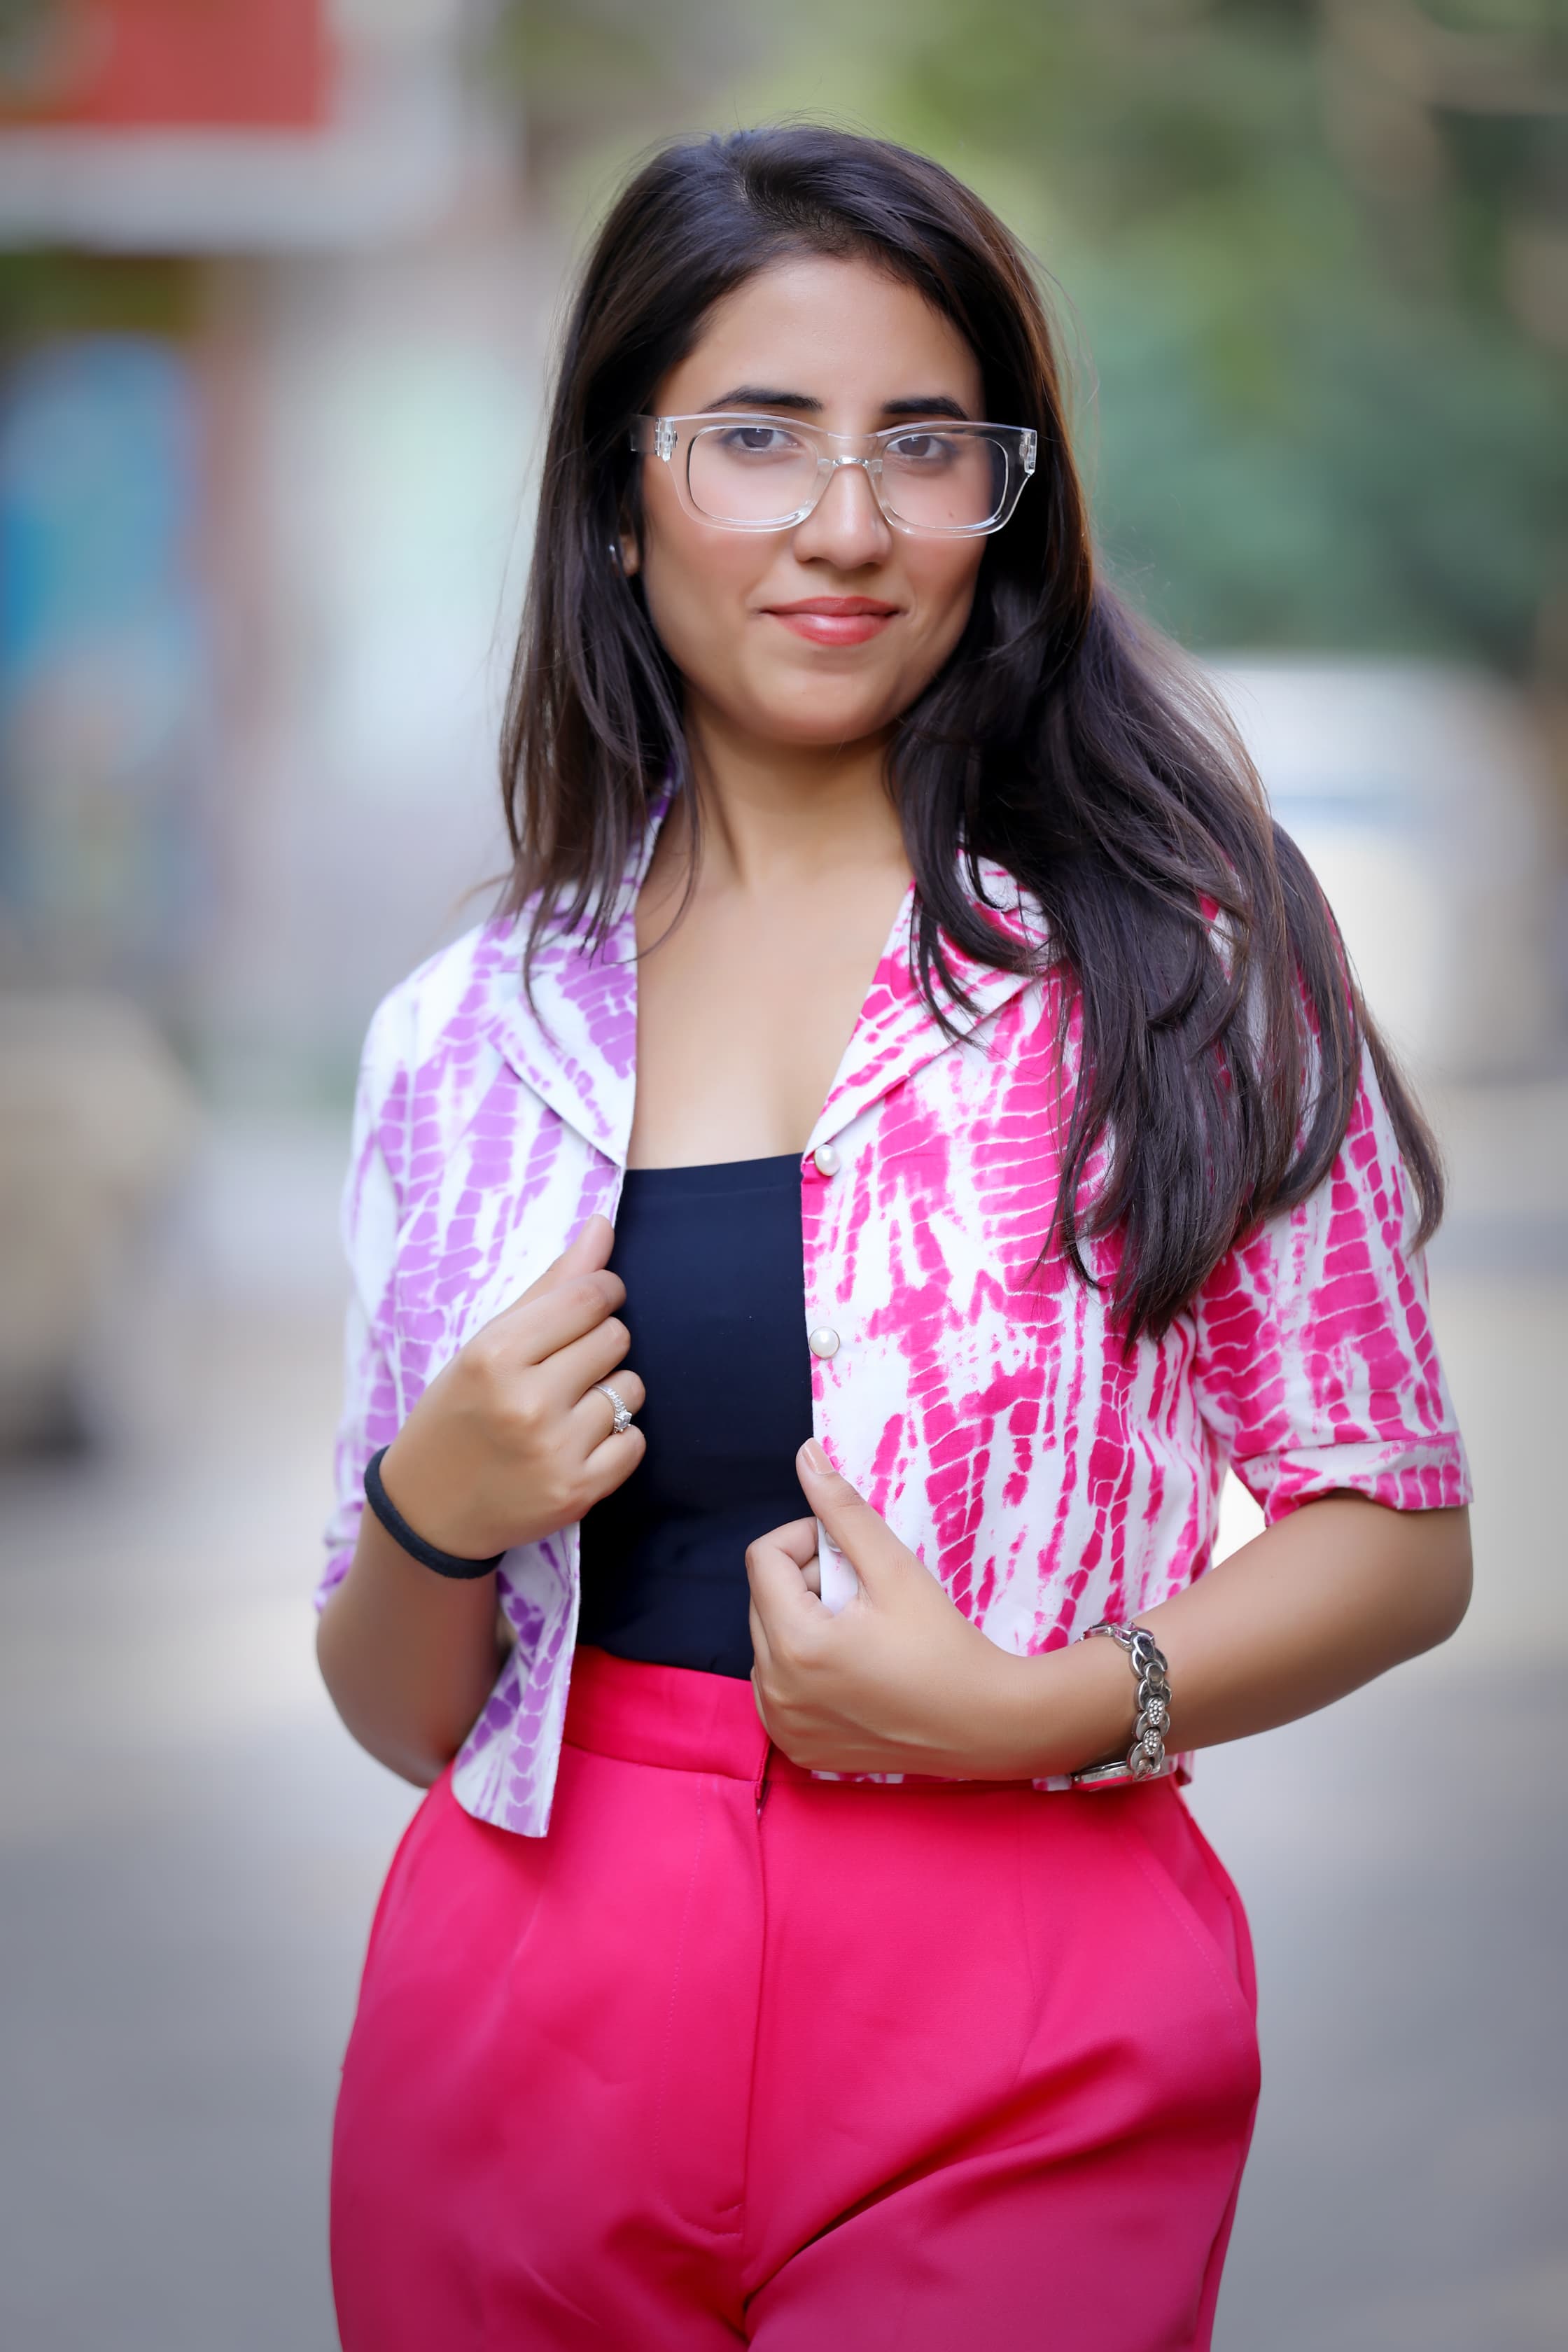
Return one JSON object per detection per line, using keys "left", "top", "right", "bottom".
{"left": 746, "top": 1441, "right": 1030, "bottom": 1777}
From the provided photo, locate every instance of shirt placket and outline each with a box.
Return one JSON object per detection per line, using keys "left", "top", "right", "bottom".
{"left": 798, "top": 1133, "right": 860, "bottom": 1614}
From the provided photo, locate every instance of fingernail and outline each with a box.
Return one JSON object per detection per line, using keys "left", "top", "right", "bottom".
{"left": 799, "top": 1439, "right": 830, "bottom": 1476}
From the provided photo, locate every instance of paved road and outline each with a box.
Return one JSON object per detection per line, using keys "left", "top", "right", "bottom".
{"left": 1, "top": 1120, "right": 1563, "bottom": 2350}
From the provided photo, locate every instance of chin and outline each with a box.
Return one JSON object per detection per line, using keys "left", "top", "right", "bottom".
{"left": 750, "top": 678, "right": 904, "bottom": 747}
{"left": 758, "top": 710, "right": 897, "bottom": 751}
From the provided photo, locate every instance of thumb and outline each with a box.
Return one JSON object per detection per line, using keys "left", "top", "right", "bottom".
{"left": 561, "top": 1212, "right": 615, "bottom": 1273}
{"left": 794, "top": 1441, "right": 906, "bottom": 1595}
{"left": 515, "top": 1212, "right": 615, "bottom": 1308}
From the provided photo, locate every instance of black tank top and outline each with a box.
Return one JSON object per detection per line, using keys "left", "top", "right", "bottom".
{"left": 576, "top": 1154, "right": 815, "bottom": 1679}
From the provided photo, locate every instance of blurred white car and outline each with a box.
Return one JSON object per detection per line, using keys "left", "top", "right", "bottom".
{"left": 1206, "top": 659, "right": 1561, "bottom": 1084}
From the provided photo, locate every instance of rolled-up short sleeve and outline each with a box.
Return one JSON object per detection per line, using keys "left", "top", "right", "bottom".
{"left": 315, "top": 990, "right": 410, "bottom": 1610}
{"left": 1189, "top": 1045, "right": 1471, "bottom": 1522}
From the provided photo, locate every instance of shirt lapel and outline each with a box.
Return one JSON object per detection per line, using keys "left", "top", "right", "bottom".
{"left": 806, "top": 857, "right": 1047, "bottom": 1154}
{"left": 486, "top": 786, "right": 673, "bottom": 1166}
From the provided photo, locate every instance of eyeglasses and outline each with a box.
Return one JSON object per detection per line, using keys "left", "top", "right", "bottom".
{"left": 629, "top": 412, "right": 1037, "bottom": 536}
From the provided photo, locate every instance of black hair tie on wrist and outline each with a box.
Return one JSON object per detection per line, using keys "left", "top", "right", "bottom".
{"left": 363, "top": 1446, "right": 505, "bottom": 1579}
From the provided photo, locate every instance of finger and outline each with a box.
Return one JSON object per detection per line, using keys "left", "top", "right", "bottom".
{"left": 544, "top": 1314, "right": 634, "bottom": 1408}
{"left": 746, "top": 1520, "right": 822, "bottom": 1634}
{"left": 746, "top": 1522, "right": 827, "bottom": 1639}
{"left": 750, "top": 1515, "right": 818, "bottom": 1571}
{"left": 497, "top": 1273, "right": 626, "bottom": 1368}
{"left": 747, "top": 1567, "right": 781, "bottom": 1681}
{"left": 568, "top": 1368, "right": 646, "bottom": 1448}
{"left": 793, "top": 1441, "right": 907, "bottom": 1593}
{"left": 578, "top": 1421, "right": 646, "bottom": 1499}
{"left": 748, "top": 1600, "right": 775, "bottom": 1685}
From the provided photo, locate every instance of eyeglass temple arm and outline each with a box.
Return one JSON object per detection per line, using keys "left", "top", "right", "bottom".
{"left": 629, "top": 418, "right": 678, "bottom": 459}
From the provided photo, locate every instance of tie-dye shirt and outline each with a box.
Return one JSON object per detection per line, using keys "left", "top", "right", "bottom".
{"left": 318, "top": 813, "right": 1470, "bottom": 1837}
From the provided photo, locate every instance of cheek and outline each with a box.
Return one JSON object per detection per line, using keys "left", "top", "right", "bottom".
{"left": 907, "top": 544, "right": 987, "bottom": 658}
{"left": 638, "top": 512, "right": 760, "bottom": 682}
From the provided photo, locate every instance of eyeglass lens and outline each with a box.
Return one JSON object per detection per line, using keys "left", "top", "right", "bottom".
{"left": 687, "top": 422, "right": 1011, "bottom": 530}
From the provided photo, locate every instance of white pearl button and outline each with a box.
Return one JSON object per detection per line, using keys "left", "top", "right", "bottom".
{"left": 813, "top": 1144, "right": 841, "bottom": 1177}
{"left": 808, "top": 1326, "right": 841, "bottom": 1359}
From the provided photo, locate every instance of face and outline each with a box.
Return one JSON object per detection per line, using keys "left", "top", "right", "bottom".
{"left": 624, "top": 254, "right": 990, "bottom": 755}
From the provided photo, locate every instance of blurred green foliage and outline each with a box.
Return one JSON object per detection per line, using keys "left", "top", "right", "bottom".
{"left": 489, "top": 0, "right": 1567, "bottom": 673}
{"left": 0, "top": 253, "right": 202, "bottom": 346}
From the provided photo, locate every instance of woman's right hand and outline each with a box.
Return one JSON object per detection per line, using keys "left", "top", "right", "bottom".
{"left": 375, "top": 1213, "right": 644, "bottom": 1561}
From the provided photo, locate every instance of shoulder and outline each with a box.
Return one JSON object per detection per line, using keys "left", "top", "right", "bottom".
{"left": 360, "top": 913, "right": 530, "bottom": 1077}
{"left": 349, "top": 916, "right": 538, "bottom": 1209}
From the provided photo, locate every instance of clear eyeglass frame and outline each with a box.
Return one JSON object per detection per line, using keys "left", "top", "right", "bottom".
{"left": 629, "top": 412, "right": 1038, "bottom": 537}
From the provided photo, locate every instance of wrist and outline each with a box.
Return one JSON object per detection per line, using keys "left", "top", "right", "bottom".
{"left": 989, "top": 1637, "right": 1141, "bottom": 1780}
{"left": 379, "top": 1434, "right": 496, "bottom": 1563}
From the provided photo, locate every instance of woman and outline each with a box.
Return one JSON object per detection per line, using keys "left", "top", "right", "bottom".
{"left": 316, "top": 126, "right": 1471, "bottom": 2351}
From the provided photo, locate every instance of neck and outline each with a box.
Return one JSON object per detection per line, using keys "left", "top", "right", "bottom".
{"left": 665, "top": 695, "right": 909, "bottom": 896}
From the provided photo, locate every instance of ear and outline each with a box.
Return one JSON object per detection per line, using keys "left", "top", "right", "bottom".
{"left": 612, "top": 496, "right": 641, "bottom": 580}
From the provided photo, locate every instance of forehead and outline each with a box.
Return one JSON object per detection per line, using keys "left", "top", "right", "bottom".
{"left": 655, "top": 252, "right": 985, "bottom": 411}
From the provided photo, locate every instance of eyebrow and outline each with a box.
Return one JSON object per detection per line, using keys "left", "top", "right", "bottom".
{"left": 701, "top": 384, "right": 975, "bottom": 422}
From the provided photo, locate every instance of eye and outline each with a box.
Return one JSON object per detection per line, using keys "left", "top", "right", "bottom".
{"left": 886, "top": 430, "right": 958, "bottom": 465}
{"left": 714, "top": 424, "right": 806, "bottom": 458}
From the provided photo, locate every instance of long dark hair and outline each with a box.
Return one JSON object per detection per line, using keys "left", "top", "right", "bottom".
{"left": 499, "top": 123, "right": 1442, "bottom": 1342}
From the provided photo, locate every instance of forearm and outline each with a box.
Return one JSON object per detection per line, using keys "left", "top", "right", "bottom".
{"left": 316, "top": 1511, "right": 509, "bottom": 1787}
{"left": 995, "top": 1495, "right": 1474, "bottom": 1779}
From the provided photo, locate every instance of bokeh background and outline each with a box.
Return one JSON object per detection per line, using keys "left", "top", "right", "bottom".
{"left": 1, "top": 6, "right": 1564, "bottom": 2347}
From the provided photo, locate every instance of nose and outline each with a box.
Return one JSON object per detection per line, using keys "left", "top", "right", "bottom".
{"left": 791, "top": 456, "right": 893, "bottom": 568}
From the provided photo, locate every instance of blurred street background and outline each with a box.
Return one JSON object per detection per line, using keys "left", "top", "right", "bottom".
{"left": 0, "top": 5, "right": 1564, "bottom": 2348}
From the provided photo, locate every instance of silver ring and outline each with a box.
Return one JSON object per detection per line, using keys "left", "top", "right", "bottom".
{"left": 594, "top": 1382, "right": 634, "bottom": 1435}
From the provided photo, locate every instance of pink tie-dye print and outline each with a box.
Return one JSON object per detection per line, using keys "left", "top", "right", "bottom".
{"left": 318, "top": 813, "right": 1470, "bottom": 1836}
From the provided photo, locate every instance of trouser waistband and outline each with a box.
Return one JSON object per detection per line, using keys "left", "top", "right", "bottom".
{"left": 566, "top": 1645, "right": 773, "bottom": 1779}
{"left": 564, "top": 1644, "right": 1054, "bottom": 1791}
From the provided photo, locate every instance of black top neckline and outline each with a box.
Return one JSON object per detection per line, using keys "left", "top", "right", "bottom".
{"left": 619, "top": 1152, "right": 802, "bottom": 1197}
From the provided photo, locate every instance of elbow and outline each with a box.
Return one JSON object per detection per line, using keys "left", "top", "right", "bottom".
{"left": 368, "top": 1740, "right": 450, "bottom": 1792}
{"left": 1432, "top": 1546, "right": 1474, "bottom": 1649}
{"left": 1408, "top": 1507, "right": 1474, "bottom": 1657}
{"left": 325, "top": 1677, "right": 457, "bottom": 1789}
{"left": 315, "top": 1610, "right": 461, "bottom": 1790}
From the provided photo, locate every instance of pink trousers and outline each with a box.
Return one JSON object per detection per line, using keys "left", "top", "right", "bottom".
{"left": 331, "top": 1646, "right": 1260, "bottom": 2351}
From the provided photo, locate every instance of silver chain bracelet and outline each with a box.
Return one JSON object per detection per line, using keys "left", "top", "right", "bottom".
{"left": 1070, "top": 1620, "right": 1175, "bottom": 1791}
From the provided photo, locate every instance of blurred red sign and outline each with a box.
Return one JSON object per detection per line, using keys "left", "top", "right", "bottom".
{"left": 0, "top": 0, "right": 330, "bottom": 129}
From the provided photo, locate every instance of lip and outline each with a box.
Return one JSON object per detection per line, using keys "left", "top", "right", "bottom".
{"left": 762, "top": 596, "right": 902, "bottom": 648}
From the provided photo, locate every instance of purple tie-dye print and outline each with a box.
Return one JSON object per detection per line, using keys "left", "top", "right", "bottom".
{"left": 318, "top": 813, "right": 1470, "bottom": 1835}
